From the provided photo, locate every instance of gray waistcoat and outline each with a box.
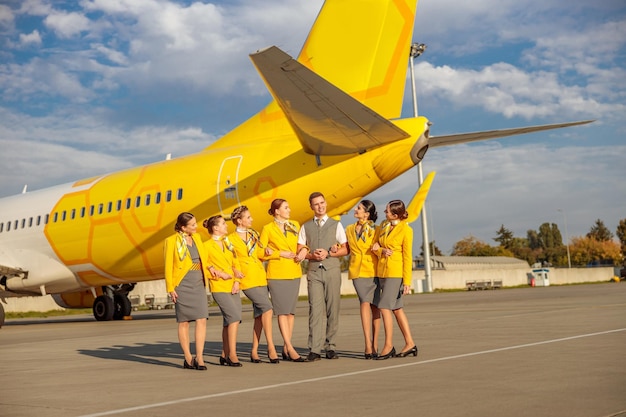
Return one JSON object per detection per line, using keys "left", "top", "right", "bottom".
{"left": 304, "top": 218, "right": 340, "bottom": 270}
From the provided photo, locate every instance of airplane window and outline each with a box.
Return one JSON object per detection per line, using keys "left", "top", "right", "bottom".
{"left": 71, "top": 209, "right": 76, "bottom": 220}
{"left": 90, "top": 205, "right": 94, "bottom": 216}
{"left": 45, "top": 214, "right": 49, "bottom": 224}
{"left": 145, "top": 194, "right": 151, "bottom": 206}
{"left": 98, "top": 203, "right": 103, "bottom": 215}
{"left": 80, "top": 207, "right": 85, "bottom": 218}
{"left": 166, "top": 190, "right": 172, "bottom": 202}
{"left": 62, "top": 211, "right": 67, "bottom": 221}
{"left": 21, "top": 218, "right": 26, "bottom": 228}
{"left": 29, "top": 217, "right": 33, "bottom": 227}
{"left": 6, "top": 222, "right": 10, "bottom": 231}
{"left": 126, "top": 198, "right": 131, "bottom": 209}
{"left": 53, "top": 213, "right": 58, "bottom": 223}
{"left": 117, "top": 200, "right": 122, "bottom": 211}
{"left": 0, "top": 223, "right": 3, "bottom": 233}
{"left": 135, "top": 196, "right": 141, "bottom": 208}
{"left": 14, "top": 220, "right": 18, "bottom": 229}
{"left": 156, "top": 192, "right": 161, "bottom": 204}
{"left": 107, "top": 202, "right": 113, "bottom": 213}
{"left": 37, "top": 215, "right": 41, "bottom": 226}
{"left": 177, "top": 188, "right": 183, "bottom": 200}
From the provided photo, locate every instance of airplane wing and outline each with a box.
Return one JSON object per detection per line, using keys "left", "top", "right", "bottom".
{"left": 427, "top": 120, "right": 594, "bottom": 148}
{"left": 249, "top": 46, "right": 410, "bottom": 156}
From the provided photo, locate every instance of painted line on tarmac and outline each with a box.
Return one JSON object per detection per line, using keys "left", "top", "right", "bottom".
{"left": 79, "top": 328, "right": 626, "bottom": 417}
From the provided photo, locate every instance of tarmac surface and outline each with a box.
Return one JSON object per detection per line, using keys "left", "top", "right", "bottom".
{"left": 1, "top": 283, "right": 625, "bottom": 417}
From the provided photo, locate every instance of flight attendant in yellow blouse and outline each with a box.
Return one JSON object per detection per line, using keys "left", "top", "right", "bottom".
{"left": 372, "top": 200, "right": 418, "bottom": 360}
{"left": 164, "top": 212, "right": 212, "bottom": 370}
{"left": 229, "top": 205, "right": 279, "bottom": 364}
{"left": 203, "top": 215, "right": 245, "bottom": 367}
{"left": 345, "top": 200, "right": 381, "bottom": 359}
{"left": 259, "top": 198, "right": 308, "bottom": 362}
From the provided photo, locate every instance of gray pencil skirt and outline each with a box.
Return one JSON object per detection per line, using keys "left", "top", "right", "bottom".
{"left": 373, "top": 277, "right": 404, "bottom": 310}
{"left": 174, "top": 270, "right": 209, "bottom": 323}
{"left": 243, "top": 286, "right": 273, "bottom": 318}
{"left": 352, "top": 277, "right": 377, "bottom": 304}
{"left": 267, "top": 278, "right": 300, "bottom": 315}
{"left": 212, "top": 292, "right": 242, "bottom": 327}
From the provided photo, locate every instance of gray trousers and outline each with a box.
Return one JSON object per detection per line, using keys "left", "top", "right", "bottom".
{"left": 306, "top": 264, "right": 341, "bottom": 354}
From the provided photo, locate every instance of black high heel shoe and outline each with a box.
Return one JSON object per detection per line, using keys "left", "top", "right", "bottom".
{"left": 396, "top": 346, "right": 418, "bottom": 358}
{"left": 268, "top": 353, "right": 280, "bottom": 364}
{"left": 192, "top": 357, "right": 207, "bottom": 370}
{"left": 250, "top": 354, "right": 262, "bottom": 364}
{"left": 227, "top": 357, "right": 243, "bottom": 367}
{"left": 219, "top": 356, "right": 228, "bottom": 366}
{"left": 183, "top": 359, "right": 194, "bottom": 369}
{"left": 376, "top": 347, "right": 396, "bottom": 360}
{"left": 364, "top": 352, "right": 374, "bottom": 360}
{"left": 282, "top": 351, "right": 291, "bottom": 361}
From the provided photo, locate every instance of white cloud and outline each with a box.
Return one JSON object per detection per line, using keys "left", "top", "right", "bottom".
{"left": 44, "top": 11, "right": 91, "bottom": 38}
{"left": 19, "top": 30, "right": 42, "bottom": 46}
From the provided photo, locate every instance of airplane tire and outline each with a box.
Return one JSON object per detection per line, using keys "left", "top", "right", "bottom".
{"left": 93, "top": 295, "right": 114, "bottom": 321}
{"left": 0, "top": 303, "right": 5, "bottom": 328}
{"left": 113, "top": 294, "right": 132, "bottom": 320}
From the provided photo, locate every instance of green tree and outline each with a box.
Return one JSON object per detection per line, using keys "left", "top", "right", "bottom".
{"left": 536, "top": 222, "right": 563, "bottom": 266}
{"left": 493, "top": 224, "right": 514, "bottom": 249}
{"left": 451, "top": 236, "right": 512, "bottom": 257}
{"left": 614, "top": 218, "right": 626, "bottom": 260}
{"left": 587, "top": 219, "right": 614, "bottom": 242}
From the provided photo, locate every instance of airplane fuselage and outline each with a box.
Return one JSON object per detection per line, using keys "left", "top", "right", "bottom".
{"left": 0, "top": 117, "right": 429, "bottom": 300}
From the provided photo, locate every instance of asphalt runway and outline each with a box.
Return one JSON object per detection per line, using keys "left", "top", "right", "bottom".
{"left": 1, "top": 283, "right": 625, "bottom": 417}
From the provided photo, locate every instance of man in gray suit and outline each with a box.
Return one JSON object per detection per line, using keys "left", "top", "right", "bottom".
{"left": 298, "top": 192, "right": 348, "bottom": 361}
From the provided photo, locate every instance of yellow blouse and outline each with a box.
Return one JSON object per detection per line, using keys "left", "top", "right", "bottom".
{"left": 259, "top": 220, "right": 302, "bottom": 280}
{"left": 373, "top": 221, "right": 413, "bottom": 286}
{"left": 205, "top": 237, "right": 242, "bottom": 293}
{"left": 228, "top": 230, "right": 267, "bottom": 290}
{"left": 346, "top": 222, "right": 378, "bottom": 279}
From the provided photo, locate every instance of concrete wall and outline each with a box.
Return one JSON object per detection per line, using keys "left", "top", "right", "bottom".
{"left": 1, "top": 266, "right": 616, "bottom": 313}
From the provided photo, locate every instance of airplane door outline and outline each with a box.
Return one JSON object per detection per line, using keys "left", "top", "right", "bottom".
{"left": 217, "top": 155, "right": 243, "bottom": 218}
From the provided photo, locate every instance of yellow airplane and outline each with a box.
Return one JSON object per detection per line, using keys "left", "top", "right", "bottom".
{"left": 0, "top": 0, "right": 592, "bottom": 325}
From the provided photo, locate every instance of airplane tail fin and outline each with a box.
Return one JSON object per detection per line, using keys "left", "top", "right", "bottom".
{"left": 406, "top": 171, "right": 435, "bottom": 223}
{"left": 299, "top": 0, "right": 418, "bottom": 119}
{"left": 206, "top": 0, "right": 418, "bottom": 151}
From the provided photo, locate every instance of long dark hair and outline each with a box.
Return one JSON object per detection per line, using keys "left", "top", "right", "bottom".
{"left": 387, "top": 200, "right": 408, "bottom": 220}
{"left": 268, "top": 199, "right": 287, "bottom": 216}
{"left": 203, "top": 215, "right": 223, "bottom": 233}
{"left": 360, "top": 200, "right": 378, "bottom": 223}
{"left": 174, "top": 212, "right": 194, "bottom": 232}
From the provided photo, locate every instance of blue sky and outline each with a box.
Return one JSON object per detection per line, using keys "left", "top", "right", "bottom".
{"left": 1, "top": 0, "right": 625, "bottom": 253}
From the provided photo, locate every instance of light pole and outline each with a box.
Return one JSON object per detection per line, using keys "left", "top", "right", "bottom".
{"left": 557, "top": 209, "right": 571, "bottom": 268}
{"left": 409, "top": 42, "right": 433, "bottom": 293}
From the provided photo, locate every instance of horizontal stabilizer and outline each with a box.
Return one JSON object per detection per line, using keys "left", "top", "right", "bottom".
{"left": 428, "top": 120, "right": 594, "bottom": 148}
{"left": 249, "top": 46, "right": 410, "bottom": 155}
{"left": 406, "top": 171, "right": 436, "bottom": 224}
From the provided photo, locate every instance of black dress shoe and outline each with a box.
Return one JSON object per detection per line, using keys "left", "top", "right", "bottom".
{"left": 219, "top": 356, "right": 228, "bottom": 366}
{"left": 192, "top": 357, "right": 207, "bottom": 370}
{"left": 307, "top": 352, "right": 321, "bottom": 362}
{"left": 396, "top": 346, "right": 418, "bottom": 358}
{"left": 376, "top": 347, "right": 396, "bottom": 360}
{"left": 250, "top": 354, "right": 262, "bottom": 363}
{"left": 325, "top": 350, "right": 338, "bottom": 359}
{"left": 183, "top": 359, "right": 194, "bottom": 369}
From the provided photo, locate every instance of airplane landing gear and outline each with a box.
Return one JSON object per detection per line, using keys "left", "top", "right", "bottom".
{"left": 0, "top": 303, "right": 5, "bottom": 328}
{"left": 92, "top": 284, "right": 136, "bottom": 321}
